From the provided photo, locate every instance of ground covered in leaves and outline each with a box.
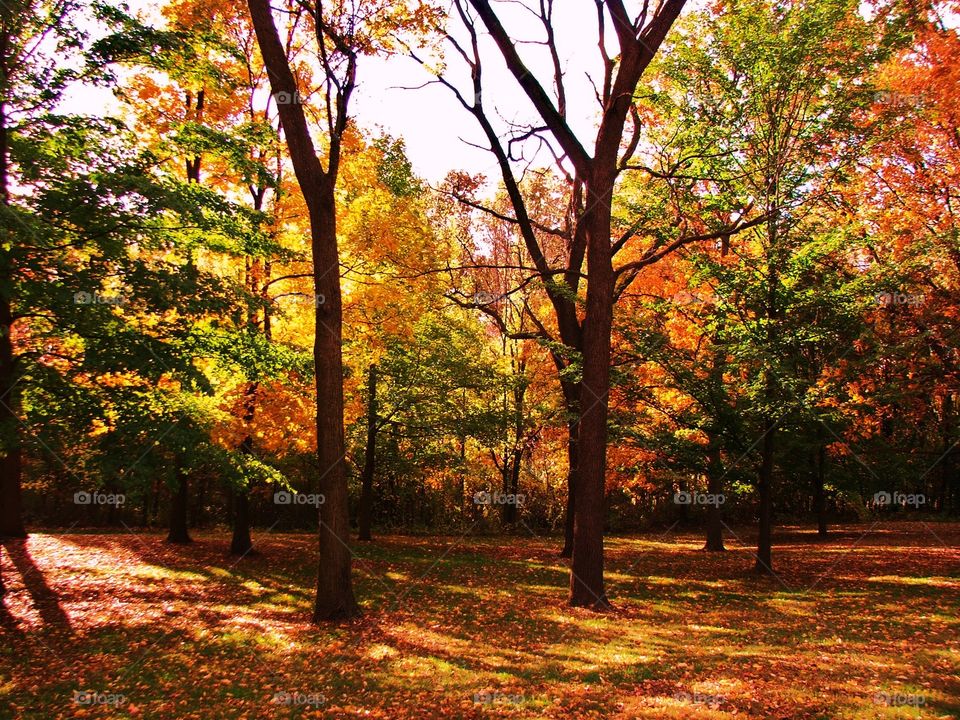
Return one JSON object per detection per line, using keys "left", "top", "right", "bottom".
{"left": 1, "top": 523, "right": 958, "bottom": 719}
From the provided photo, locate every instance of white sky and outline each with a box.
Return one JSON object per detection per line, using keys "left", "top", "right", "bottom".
{"left": 351, "top": 1, "right": 622, "bottom": 183}
{"left": 61, "top": 2, "right": 701, "bottom": 183}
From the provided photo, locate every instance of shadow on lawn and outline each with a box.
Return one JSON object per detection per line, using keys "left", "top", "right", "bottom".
{"left": 2, "top": 538, "right": 73, "bottom": 634}
{"left": 4, "top": 526, "right": 958, "bottom": 718}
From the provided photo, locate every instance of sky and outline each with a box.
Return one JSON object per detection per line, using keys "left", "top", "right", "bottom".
{"left": 349, "top": 2, "right": 622, "bottom": 184}
{"left": 61, "top": 1, "right": 671, "bottom": 185}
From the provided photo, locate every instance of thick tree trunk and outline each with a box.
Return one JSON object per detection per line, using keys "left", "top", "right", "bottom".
{"left": 755, "top": 418, "right": 776, "bottom": 574}
{"left": 358, "top": 364, "right": 377, "bottom": 542}
{"left": 311, "top": 185, "right": 359, "bottom": 621}
{"left": 569, "top": 193, "right": 615, "bottom": 610}
{"left": 246, "top": 0, "right": 359, "bottom": 622}
{"left": 0, "top": 71, "right": 24, "bottom": 540}
{"left": 167, "top": 459, "right": 192, "bottom": 544}
{"left": 230, "top": 488, "right": 252, "bottom": 555}
{"left": 0, "top": 297, "right": 23, "bottom": 540}
{"left": 704, "top": 438, "right": 725, "bottom": 551}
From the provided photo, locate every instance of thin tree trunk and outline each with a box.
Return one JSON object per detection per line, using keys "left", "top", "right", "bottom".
{"left": 814, "top": 442, "right": 828, "bottom": 537}
{"left": 755, "top": 418, "right": 776, "bottom": 574}
{"left": 940, "top": 393, "right": 954, "bottom": 514}
{"left": 358, "top": 364, "right": 377, "bottom": 542}
{"left": 230, "top": 378, "right": 258, "bottom": 556}
{"left": 756, "top": 205, "right": 779, "bottom": 574}
{"left": 560, "top": 393, "right": 579, "bottom": 557}
{"left": 458, "top": 434, "right": 466, "bottom": 524}
{"left": 504, "top": 445, "right": 522, "bottom": 525}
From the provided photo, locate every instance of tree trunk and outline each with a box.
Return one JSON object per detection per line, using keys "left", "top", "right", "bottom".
{"left": 246, "top": 0, "right": 359, "bottom": 622}
{"left": 458, "top": 434, "right": 466, "bottom": 524}
{"left": 230, "top": 380, "right": 258, "bottom": 556}
{"left": 704, "top": 437, "right": 725, "bottom": 551}
{"left": 0, "top": 68, "right": 24, "bottom": 541}
{"left": 358, "top": 364, "right": 377, "bottom": 542}
{"left": 940, "top": 393, "right": 955, "bottom": 514}
{"left": 167, "top": 459, "right": 192, "bottom": 544}
{"left": 311, "top": 185, "right": 359, "bottom": 620}
{"left": 560, "top": 396, "right": 579, "bottom": 557}
{"left": 814, "top": 442, "right": 828, "bottom": 538}
{"left": 569, "top": 194, "right": 614, "bottom": 610}
{"left": 503, "top": 445, "right": 522, "bottom": 525}
{"left": 754, "top": 418, "right": 776, "bottom": 574}
{"left": 0, "top": 294, "right": 23, "bottom": 539}
{"left": 230, "top": 488, "right": 252, "bottom": 555}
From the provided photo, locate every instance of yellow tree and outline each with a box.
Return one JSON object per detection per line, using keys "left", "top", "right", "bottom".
{"left": 245, "top": 0, "right": 434, "bottom": 620}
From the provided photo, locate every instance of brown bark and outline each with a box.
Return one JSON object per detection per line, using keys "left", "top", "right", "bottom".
{"left": 814, "top": 442, "right": 828, "bottom": 538}
{"left": 246, "top": 0, "right": 358, "bottom": 621}
{"left": 230, "top": 381, "right": 258, "bottom": 556}
{"left": 560, "top": 386, "right": 579, "bottom": 558}
{"left": 704, "top": 437, "right": 725, "bottom": 551}
{"left": 570, "top": 191, "right": 615, "bottom": 608}
{"left": 358, "top": 364, "right": 377, "bottom": 542}
{"left": 0, "top": 33, "right": 24, "bottom": 540}
{"left": 754, "top": 418, "right": 775, "bottom": 574}
{"left": 166, "top": 458, "right": 192, "bottom": 544}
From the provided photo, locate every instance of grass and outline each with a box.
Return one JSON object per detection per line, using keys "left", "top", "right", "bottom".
{"left": 1, "top": 522, "right": 958, "bottom": 718}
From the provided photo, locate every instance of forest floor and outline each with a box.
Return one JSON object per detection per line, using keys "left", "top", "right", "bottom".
{"left": 0, "top": 522, "right": 958, "bottom": 719}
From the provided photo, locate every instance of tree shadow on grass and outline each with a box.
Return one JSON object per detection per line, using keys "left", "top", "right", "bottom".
{"left": 2, "top": 538, "right": 73, "bottom": 634}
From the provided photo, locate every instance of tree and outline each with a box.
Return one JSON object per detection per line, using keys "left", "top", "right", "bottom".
{"left": 644, "top": 0, "right": 895, "bottom": 571}
{"left": 245, "top": 0, "right": 432, "bottom": 621}
{"left": 847, "top": 2, "right": 960, "bottom": 515}
{"left": 418, "top": 0, "right": 734, "bottom": 606}
{"left": 0, "top": 0, "right": 91, "bottom": 538}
